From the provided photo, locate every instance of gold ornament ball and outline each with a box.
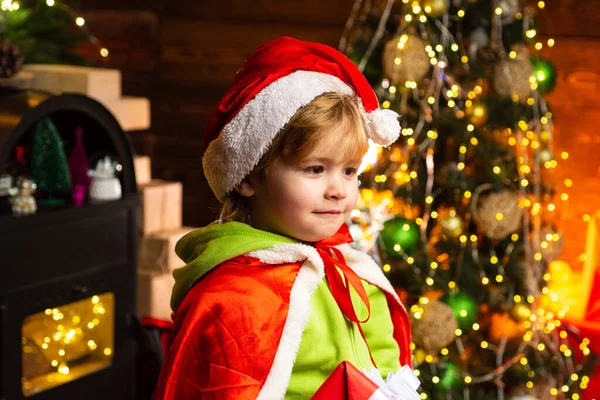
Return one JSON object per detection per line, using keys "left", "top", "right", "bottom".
{"left": 494, "top": 58, "right": 534, "bottom": 100}
{"left": 382, "top": 34, "right": 431, "bottom": 84}
{"left": 471, "top": 187, "right": 523, "bottom": 240}
{"left": 441, "top": 214, "right": 463, "bottom": 238}
{"left": 466, "top": 102, "right": 489, "bottom": 127}
{"left": 422, "top": 0, "right": 449, "bottom": 17}
{"left": 510, "top": 303, "right": 532, "bottom": 322}
{"left": 410, "top": 300, "right": 458, "bottom": 352}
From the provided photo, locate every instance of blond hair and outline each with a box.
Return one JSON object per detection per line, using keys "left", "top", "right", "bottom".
{"left": 219, "top": 92, "right": 369, "bottom": 223}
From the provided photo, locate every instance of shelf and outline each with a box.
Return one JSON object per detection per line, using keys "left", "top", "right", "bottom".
{"left": 0, "top": 194, "right": 140, "bottom": 235}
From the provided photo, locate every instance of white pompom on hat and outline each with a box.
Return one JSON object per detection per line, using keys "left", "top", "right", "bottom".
{"left": 202, "top": 36, "right": 401, "bottom": 202}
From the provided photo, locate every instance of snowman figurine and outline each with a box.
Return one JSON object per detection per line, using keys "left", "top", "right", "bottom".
{"left": 88, "top": 156, "right": 122, "bottom": 202}
{"left": 9, "top": 177, "right": 37, "bottom": 215}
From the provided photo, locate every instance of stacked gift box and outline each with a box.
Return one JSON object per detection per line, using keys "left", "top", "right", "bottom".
{"left": 7, "top": 64, "right": 150, "bottom": 132}
{"left": 134, "top": 155, "right": 195, "bottom": 321}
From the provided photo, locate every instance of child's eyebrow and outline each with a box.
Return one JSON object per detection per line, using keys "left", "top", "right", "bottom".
{"left": 301, "top": 156, "right": 361, "bottom": 166}
{"left": 303, "top": 157, "right": 330, "bottom": 163}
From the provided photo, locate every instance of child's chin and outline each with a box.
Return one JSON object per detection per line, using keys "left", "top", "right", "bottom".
{"left": 295, "top": 227, "right": 341, "bottom": 243}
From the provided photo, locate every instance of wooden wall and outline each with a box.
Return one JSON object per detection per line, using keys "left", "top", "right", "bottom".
{"left": 79, "top": 1, "right": 600, "bottom": 265}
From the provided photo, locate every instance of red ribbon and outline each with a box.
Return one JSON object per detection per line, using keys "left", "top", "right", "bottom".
{"left": 316, "top": 245, "right": 371, "bottom": 325}
{"left": 316, "top": 226, "right": 376, "bottom": 367}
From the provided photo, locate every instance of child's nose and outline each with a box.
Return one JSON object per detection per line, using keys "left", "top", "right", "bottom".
{"left": 325, "top": 176, "right": 347, "bottom": 200}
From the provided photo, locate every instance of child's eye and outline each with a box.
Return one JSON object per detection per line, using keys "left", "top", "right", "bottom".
{"left": 344, "top": 168, "right": 358, "bottom": 176}
{"left": 305, "top": 166, "right": 324, "bottom": 174}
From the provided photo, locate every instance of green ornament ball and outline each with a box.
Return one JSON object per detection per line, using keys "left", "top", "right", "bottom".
{"left": 530, "top": 56, "right": 557, "bottom": 95}
{"left": 440, "top": 362, "right": 462, "bottom": 390}
{"left": 378, "top": 217, "right": 421, "bottom": 259}
{"left": 442, "top": 292, "right": 479, "bottom": 331}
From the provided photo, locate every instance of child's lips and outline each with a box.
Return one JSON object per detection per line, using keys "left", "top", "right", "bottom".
{"left": 313, "top": 210, "right": 342, "bottom": 215}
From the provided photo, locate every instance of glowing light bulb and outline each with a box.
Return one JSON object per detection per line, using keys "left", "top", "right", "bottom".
{"left": 58, "top": 362, "right": 70, "bottom": 375}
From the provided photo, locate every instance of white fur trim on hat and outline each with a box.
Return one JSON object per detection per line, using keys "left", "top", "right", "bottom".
{"left": 203, "top": 70, "right": 400, "bottom": 202}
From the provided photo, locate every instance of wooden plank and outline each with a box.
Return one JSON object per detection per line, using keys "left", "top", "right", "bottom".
{"left": 77, "top": 11, "right": 159, "bottom": 71}
{"left": 151, "top": 83, "right": 230, "bottom": 145}
{"left": 121, "top": 71, "right": 155, "bottom": 98}
{"left": 151, "top": 109, "right": 212, "bottom": 144}
{"left": 538, "top": 0, "right": 600, "bottom": 38}
{"left": 158, "top": 19, "right": 345, "bottom": 85}
{"left": 166, "top": 0, "right": 353, "bottom": 25}
{"left": 81, "top": 0, "right": 167, "bottom": 12}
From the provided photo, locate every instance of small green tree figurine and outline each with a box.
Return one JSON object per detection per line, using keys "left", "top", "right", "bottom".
{"left": 31, "top": 116, "right": 72, "bottom": 205}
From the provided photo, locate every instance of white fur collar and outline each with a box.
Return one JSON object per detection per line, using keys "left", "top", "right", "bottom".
{"left": 247, "top": 242, "right": 402, "bottom": 400}
{"left": 247, "top": 242, "right": 399, "bottom": 301}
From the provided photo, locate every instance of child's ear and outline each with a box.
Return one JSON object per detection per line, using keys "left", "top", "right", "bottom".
{"left": 234, "top": 178, "right": 255, "bottom": 197}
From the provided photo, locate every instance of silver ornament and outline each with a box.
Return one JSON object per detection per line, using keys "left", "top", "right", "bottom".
{"left": 468, "top": 28, "right": 489, "bottom": 60}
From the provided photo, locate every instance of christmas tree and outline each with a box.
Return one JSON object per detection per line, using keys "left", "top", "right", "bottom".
{"left": 0, "top": 0, "right": 95, "bottom": 65}
{"left": 342, "top": 0, "right": 597, "bottom": 398}
{"left": 31, "top": 116, "right": 71, "bottom": 204}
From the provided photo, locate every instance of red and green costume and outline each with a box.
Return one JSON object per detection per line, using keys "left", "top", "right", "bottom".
{"left": 152, "top": 222, "right": 412, "bottom": 399}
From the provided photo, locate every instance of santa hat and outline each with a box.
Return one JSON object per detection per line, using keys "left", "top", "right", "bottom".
{"left": 203, "top": 36, "right": 400, "bottom": 202}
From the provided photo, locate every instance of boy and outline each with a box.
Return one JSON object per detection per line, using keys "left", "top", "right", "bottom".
{"left": 152, "top": 36, "right": 413, "bottom": 399}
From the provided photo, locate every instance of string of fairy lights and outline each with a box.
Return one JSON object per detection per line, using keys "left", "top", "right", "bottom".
{"left": 21, "top": 294, "right": 113, "bottom": 394}
{"left": 1, "top": 0, "right": 109, "bottom": 59}
{"left": 346, "top": 0, "right": 593, "bottom": 398}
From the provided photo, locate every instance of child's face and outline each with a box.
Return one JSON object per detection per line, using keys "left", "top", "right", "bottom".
{"left": 245, "top": 130, "right": 361, "bottom": 242}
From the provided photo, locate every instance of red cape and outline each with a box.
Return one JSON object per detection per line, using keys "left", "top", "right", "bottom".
{"left": 153, "top": 241, "right": 411, "bottom": 399}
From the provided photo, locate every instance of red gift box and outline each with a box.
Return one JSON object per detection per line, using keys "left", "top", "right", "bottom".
{"left": 312, "top": 361, "right": 420, "bottom": 400}
{"left": 312, "top": 361, "right": 381, "bottom": 400}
